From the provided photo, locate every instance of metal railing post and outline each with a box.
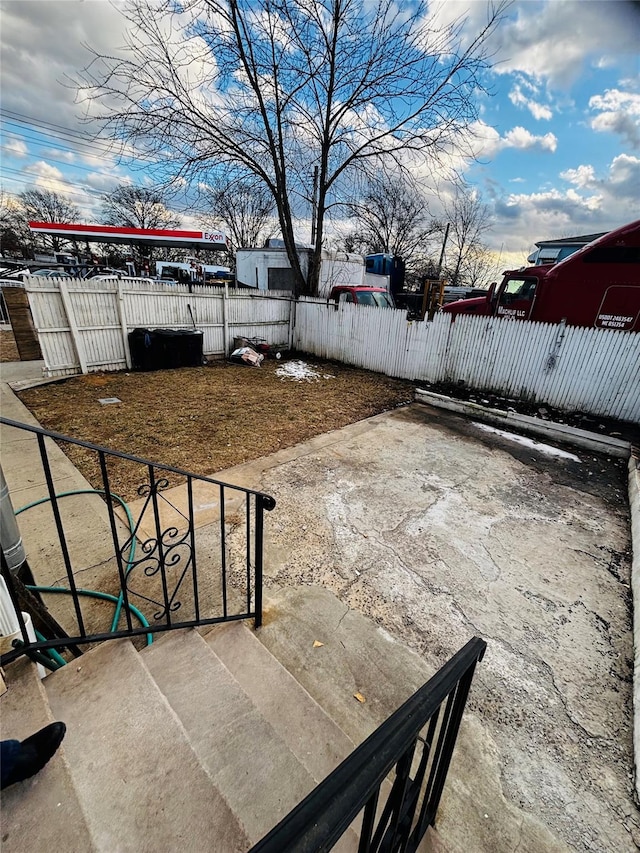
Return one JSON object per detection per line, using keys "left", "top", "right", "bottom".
{"left": 254, "top": 494, "right": 264, "bottom": 628}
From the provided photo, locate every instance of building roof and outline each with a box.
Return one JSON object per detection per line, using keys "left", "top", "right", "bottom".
{"left": 534, "top": 232, "right": 607, "bottom": 248}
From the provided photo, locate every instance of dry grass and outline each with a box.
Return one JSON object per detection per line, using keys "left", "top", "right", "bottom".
{"left": 18, "top": 358, "right": 414, "bottom": 501}
{"left": 1, "top": 329, "right": 19, "bottom": 362}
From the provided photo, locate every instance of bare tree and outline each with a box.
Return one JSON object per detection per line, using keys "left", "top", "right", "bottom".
{"left": 442, "top": 186, "right": 491, "bottom": 286}
{"left": 78, "top": 0, "right": 506, "bottom": 295}
{"left": 0, "top": 191, "right": 31, "bottom": 257}
{"left": 455, "top": 242, "right": 498, "bottom": 288}
{"left": 206, "top": 168, "right": 277, "bottom": 249}
{"left": 341, "top": 174, "right": 442, "bottom": 279}
{"left": 18, "top": 189, "right": 80, "bottom": 252}
{"left": 101, "top": 185, "right": 181, "bottom": 230}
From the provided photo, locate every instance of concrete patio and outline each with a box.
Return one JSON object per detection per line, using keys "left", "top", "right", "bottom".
{"left": 219, "top": 404, "right": 636, "bottom": 852}
{"left": 1, "top": 359, "right": 636, "bottom": 852}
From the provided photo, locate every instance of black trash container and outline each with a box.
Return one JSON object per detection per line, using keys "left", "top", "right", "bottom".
{"left": 128, "top": 328, "right": 204, "bottom": 371}
{"left": 128, "top": 328, "right": 158, "bottom": 371}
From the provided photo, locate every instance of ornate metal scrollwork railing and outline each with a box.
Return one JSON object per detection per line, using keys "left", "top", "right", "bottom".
{"left": 0, "top": 417, "right": 275, "bottom": 665}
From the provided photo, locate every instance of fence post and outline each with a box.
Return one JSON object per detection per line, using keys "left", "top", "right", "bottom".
{"left": 288, "top": 297, "right": 296, "bottom": 351}
{"left": 58, "top": 279, "right": 88, "bottom": 374}
{"left": 116, "top": 279, "right": 132, "bottom": 369}
{"left": 222, "top": 284, "right": 230, "bottom": 355}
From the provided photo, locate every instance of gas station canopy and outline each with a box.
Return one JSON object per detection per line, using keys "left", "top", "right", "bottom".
{"left": 28, "top": 222, "right": 229, "bottom": 251}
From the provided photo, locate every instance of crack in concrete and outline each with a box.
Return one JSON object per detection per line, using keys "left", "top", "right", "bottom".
{"left": 512, "top": 815, "right": 525, "bottom": 853}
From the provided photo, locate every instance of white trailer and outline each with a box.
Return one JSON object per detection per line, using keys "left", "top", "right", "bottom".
{"left": 235, "top": 247, "right": 366, "bottom": 296}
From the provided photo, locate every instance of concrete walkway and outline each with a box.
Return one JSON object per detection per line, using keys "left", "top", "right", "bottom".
{"left": 229, "top": 405, "right": 636, "bottom": 853}
{"left": 0, "top": 361, "right": 129, "bottom": 634}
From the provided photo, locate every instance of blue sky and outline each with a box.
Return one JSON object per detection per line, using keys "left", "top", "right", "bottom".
{"left": 1, "top": 0, "right": 639, "bottom": 268}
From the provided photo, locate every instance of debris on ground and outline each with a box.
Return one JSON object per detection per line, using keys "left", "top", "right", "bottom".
{"left": 275, "top": 360, "right": 335, "bottom": 382}
{"left": 230, "top": 347, "right": 264, "bottom": 367}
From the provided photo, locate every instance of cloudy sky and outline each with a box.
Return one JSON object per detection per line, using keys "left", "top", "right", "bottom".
{"left": 1, "top": 0, "right": 639, "bottom": 267}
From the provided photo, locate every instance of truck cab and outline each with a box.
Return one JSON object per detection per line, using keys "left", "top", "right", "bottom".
{"left": 443, "top": 219, "right": 640, "bottom": 330}
{"left": 329, "top": 285, "right": 395, "bottom": 308}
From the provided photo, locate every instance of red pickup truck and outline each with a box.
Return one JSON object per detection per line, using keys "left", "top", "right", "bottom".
{"left": 443, "top": 219, "right": 639, "bottom": 330}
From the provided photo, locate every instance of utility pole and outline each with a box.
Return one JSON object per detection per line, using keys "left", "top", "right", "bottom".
{"left": 436, "top": 222, "right": 450, "bottom": 277}
{"left": 310, "top": 165, "right": 319, "bottom": 246}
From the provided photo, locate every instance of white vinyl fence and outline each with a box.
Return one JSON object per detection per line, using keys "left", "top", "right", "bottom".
{"left": 294, "top": 299, "right": 640, "bottom": 422}
{"left": 25, "top": 278, "right": 293, "bottom": 377}
{"left": 23, "top": 281, "right": 640, "bottom": 421}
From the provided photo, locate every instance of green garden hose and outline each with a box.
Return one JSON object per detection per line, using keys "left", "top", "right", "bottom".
{"left": 16, "top": 489, "right": 153, "bottom": 663}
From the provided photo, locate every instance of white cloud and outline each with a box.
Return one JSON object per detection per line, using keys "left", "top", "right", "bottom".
{"left": 508, "top": 85, "right": 553, "bottom": 121}
{"left": 489, "top": 1, "right": 640, "bottom": 89}
{"left": 559, "top": 165, "right": 596, "bottom": 189}
{"left": 22, "top": 160, "right": 85, "bottom": 205}
{"left": 0, "top": 1, "right": 130, "bottom": 133}
{"left": 44, "top": 149, "right": 76, "bottom": 164}
{"left": 3, "top": 137, "right": 28, "bottom": 157}
{"left": 25, "top": 161, "right": 65, "bottom": 182}
{"left": 490, "top": 153, "right": 640, "bottom": 260}
{"left": 464, "top": 121, "right": 558, "bottom": 162}
{"left": 605, "top": 153, "right": 640, "bottom": 201}
{"left": 84, "top": 172, "right": 131, "bottom": 193}
{"left": 588, "top": 89, "right": 640, "bottom": 149}
{"left": 503, "top": 126, "right": 557, "bottom": 152}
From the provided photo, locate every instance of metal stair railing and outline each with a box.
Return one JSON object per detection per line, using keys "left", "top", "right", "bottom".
{"left": 0, "top": 417, "right": 275, "bottom": 666}
{"left": 250, "top": 636, "right": 487, "bottom": 853}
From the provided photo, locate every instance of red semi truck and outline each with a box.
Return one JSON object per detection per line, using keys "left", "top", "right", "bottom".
{"left": 443, "top": 219, "right": 640, "bottom": 330}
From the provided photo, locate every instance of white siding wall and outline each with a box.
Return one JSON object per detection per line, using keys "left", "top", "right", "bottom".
{"left": 294, "top": 299, "right": 640, "bottom": 422}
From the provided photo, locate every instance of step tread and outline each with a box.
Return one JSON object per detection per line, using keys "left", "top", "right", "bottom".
{"left": 45, "top": 638, "right": 250, "bottom": 853}
{"left": 0, "top": 657, "right": 95, "bottom": 853}
{"left": 204, "top": 621, "right": 356, "bottom": 782}
{"left": 142, "top": 628, "right": 321, "bottom": 844}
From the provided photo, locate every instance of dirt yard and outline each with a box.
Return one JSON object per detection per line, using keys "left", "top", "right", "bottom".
{"left": 17, "top": 358, "right": 413, "bottom": 500}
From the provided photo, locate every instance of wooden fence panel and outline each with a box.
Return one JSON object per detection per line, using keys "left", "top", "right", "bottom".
{"left": 25, "top": 279, "right": 292, "bottom": 376}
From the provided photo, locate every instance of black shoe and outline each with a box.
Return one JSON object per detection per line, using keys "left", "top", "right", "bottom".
{"left": 2, "top": 722, "right": 67, "bottom": 789}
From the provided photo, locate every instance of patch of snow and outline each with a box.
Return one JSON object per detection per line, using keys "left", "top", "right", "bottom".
{"left": 275, "top": 360, "right": 335, "bottom": 382}
{"left": 472, "top": 423, "right": 581, "bottom": 462}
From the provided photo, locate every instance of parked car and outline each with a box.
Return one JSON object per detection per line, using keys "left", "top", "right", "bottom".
{"left": 329, "top": 285, "right": 395, "bottom": 307}
{"left": 82, "top": 267, "right": 124, "bottom": 280}
{"left": 29, "top": 268, "right": 74, "bottom": 278}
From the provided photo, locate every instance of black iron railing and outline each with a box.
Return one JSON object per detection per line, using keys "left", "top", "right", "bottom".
{"left": 0, "top": 417, "right": 275, "bottom": 666}
{"left": 250, "top": 636, "right": 486, "bottom": 853}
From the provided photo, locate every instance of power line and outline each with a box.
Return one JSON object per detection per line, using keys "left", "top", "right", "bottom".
{"left": 0, "top": 145, "right": 133, "bottom": 177}
{"left": 0, "top": 168, "right": 212, "bottom": 219}
{"left": 1, "top": 123, "right": 126, "bottom": 162}
{"left": 0, "top": 111, "right": 163, "bottom": 165}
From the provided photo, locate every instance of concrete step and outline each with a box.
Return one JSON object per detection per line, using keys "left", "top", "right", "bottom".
{"left": 0, "top": 657, "right": 95, "bottom": 852}
{"left": 142, "top": 628, "right": 326, "bottom": 845}
{"left": 45, "top": 638, "right": 250, "bottom": 853}
{"left": 204, "top": 620, "right": 356, "bottom": 782}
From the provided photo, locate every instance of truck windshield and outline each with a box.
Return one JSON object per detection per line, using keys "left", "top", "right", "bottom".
{"left": 357, "top": 291, "right": 394, "bottom": 307}
{"left": 499, "top": 277, "right": 537, "bottom": 305}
